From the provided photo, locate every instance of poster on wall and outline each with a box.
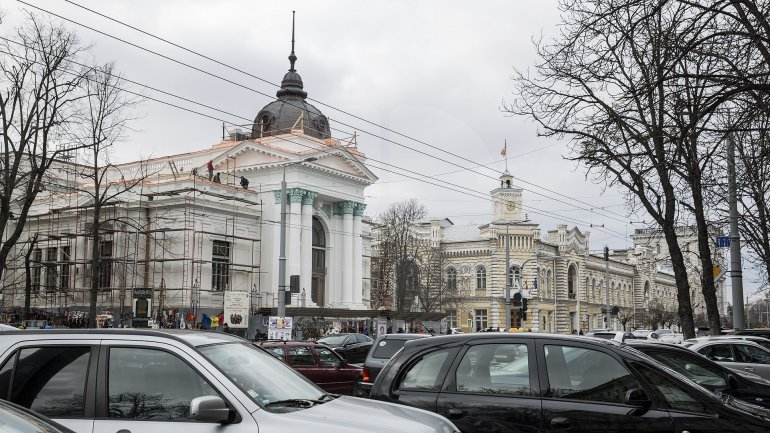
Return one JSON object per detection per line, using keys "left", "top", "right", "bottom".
{"left": 223, "top": 291, "right": 250, "bottom": 329}
{"left": 268, "top": 316, "right": 293, "bottom": 341}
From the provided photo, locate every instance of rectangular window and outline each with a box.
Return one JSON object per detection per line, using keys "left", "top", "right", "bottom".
{"left": 60, "top": 246, "right": 71, "bottom": 290}
{"left": 474, "top": 309, "right": 488, "bottom": 332}
{"left": 212, "top": 240, "right": 230, "bottom": 291}
{"left": 445, "top": 309, "right": 458, "bottom": 328}
{"left": 98, "top": 240, "right": 113, "bottom": 290}
{"left": 32, "top": 248, "right": 42, "bottom": 292}
{"left": 45, "top": 247, "right": 58, "bottom": 291}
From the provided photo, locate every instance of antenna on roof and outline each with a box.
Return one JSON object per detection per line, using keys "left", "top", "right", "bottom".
{"left": 289, "top": 11, "right": 297, "bottom": 72}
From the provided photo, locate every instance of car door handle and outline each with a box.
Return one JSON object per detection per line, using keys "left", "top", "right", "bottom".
{"left": 447, "top": 408, "right": 466, "bottom": 419}
{"left": 744, "top": 367, "right": 756, "bottom": 372}
{"left": 551, "top": 417, "right": 571, "bottom": 429}
{"left": 117, "top": 430, "right": 131, "bottom": 433}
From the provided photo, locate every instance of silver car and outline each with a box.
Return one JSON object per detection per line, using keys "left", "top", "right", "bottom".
{"left": 688, "top": 339, "right": 770, "bottom": 381}
{"left": 0, "top": 329, "right": 459, "bottom": 433}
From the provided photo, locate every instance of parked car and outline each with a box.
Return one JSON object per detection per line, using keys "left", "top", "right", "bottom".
{"left": 357, "top": 333, "right": 431, "bottom": 397}
{"left": 683, "top": 335, "right": 770, "bottom": 351}
{"left": 0, "top": 399, "right": 75, "bottom": 433}
{"left": 628, "top": 340, "right": 770, "bottom": 408}
{"left": 369, "top": 333, "right": 770, "bottom": 432}
{"left": 0, "top": 329, "right": 459, "bottom": 433}
{"left": 728, "top": 329, "right": 770, "bottom": 339}
{"left": 255, "top": 340, "right": 363, "bottom": 395}
{"left": 586, "top": 330, "right": 635, "bottom": 342}
{"left": 688, "top": 339, "right": 770, "bottom": 381}
{"left": 632, "top": 329, "right": 654, "bottom": 339}
{"left": 317, "top": 333, "right": 373, "bottom": 364}
{"left": 649, "top": 328, "right": 684, "bottom": 343}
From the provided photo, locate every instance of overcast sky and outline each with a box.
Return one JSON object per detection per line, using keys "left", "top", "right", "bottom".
{"left": 4, "top": 0, "right": 763, "bottom": 300}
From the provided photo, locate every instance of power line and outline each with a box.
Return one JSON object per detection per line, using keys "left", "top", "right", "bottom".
{"left": 24, "top": 0, "right": 634, "bottom": 226}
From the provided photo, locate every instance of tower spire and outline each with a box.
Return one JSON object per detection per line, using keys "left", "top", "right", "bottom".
{"left": 289, "top": 11, "right": 297, "bottom": 72}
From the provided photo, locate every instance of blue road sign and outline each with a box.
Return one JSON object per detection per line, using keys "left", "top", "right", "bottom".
{"left": 716, "top": 236, "right": 731, "bottom": 248}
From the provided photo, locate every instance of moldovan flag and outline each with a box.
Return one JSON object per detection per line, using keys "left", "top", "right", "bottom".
{"left": 500, "top": 140, "right": 507, "bottom": 156}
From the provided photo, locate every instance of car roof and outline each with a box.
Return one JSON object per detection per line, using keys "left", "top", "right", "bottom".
{"left": 0, "top": 328, "right": 243, "bottom": 348}
{"left": 374, "top": 333, "right": 430, "bottom": 341}
{"left": 688, "top": 338, "right": 769, "bottom": 351}
{"left": 256, "top": 340, "right": 328, "bottom": 347}
{"left": 401, "top": 332, "right": 623, "bottom": 351}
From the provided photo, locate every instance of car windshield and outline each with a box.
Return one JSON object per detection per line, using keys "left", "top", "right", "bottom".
{"left": 199, "top": 342, "right": 324, "bottom": 408}
{"left": 318, "top": 335, "right": 349, "bottom": 346}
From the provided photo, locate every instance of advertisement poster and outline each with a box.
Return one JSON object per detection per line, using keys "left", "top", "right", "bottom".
{"left": 223, "top": 291, "right": 250, "bottom": 329}
{"left": 377, "top": 317, "right": 387, "bottom": 337}
{"left": 268, "top": 316, "right": 293, "bottom": 341}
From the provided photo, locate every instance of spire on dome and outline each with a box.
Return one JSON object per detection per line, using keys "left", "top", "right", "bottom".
{"left": 289, "top": 10, "right": 297, "bottom": 72}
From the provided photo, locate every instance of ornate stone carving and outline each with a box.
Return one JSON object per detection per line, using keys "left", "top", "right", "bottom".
{"left": 302, "top": 190, "right": 318, "bottom": 206}
{"left": 353, "top": 202, "right": 367, "bottom": 217}
{"left": 340, "top": 201, "right": 357, "bottom": 215}
{"left": 273, "top": 190, "right": 283, "bottom": 204}
{"left": 288, "top": 188, "right": 306, "bottom": 203}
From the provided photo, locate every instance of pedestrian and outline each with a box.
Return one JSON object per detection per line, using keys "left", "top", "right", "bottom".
{"left": 207, "top": 160, "right": 214, "bottom": 179}
{"left": 579, "top": 329, "right": 584, "bottom": 335}
{"left": 240, "top": 176, "right": 249, "bottom": 189}
{"left": 213, "top": 172, "right": 221, "bottom": 183}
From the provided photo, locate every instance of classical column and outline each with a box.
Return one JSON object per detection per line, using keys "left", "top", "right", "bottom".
{"left": 341, "top": 201, "right": 356, "bottom": 306}
{"left": 301, "top": 191, "right": 317, "bottom": 304}
{"left": 288, "top": 188, "right": 305, "bottom": 288}
{"left": 352, "top": 203, "right": 366, "bottom": 308}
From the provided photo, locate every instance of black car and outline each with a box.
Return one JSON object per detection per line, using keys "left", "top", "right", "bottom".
{"left": 629, "top": 340, "right": 770, "bottom": 409}
{"left": 369, "top": 332, "right": 770, "bottom": 433}
{"left": 358, "top": 333, "right": 431, "bottom": 397}
{"left": 317, "top": 333, "right": 373, "bottom": 364}
{"left": 730, "top": 329, "right": 770, "bottom": 339}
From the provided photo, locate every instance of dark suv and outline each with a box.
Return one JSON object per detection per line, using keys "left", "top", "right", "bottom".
{"left": 255, "top": 340, "right": 363, "bottom": 395}
{"left": 317, "top": 333, "right": 373, "bottom": 364}
{"left": 357, "top": 333, "right": 430, "bottom": 397}
{"left": 369, "top": 333, "right": 770, "bottom": 432}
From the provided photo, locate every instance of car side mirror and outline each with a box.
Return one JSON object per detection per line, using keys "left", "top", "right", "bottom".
{"left": 190, "top": 395, "right": 232, "bottom": 423}
{"left": 624, "top": 388, "right": 651, "bottom": 407}
{"left": 726, "top": 374, "right": 740, "bottom": 390}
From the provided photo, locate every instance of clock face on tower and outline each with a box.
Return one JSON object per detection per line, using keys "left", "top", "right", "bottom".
{"left": 506, "top": 200, "right": 516, "bottom": 211}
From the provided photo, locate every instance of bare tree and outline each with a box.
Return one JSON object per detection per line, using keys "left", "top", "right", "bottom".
{"left": 68, "top": 63, "right": 141, "bottom": 327}
{"left": 0, "top": 14, "right": 88, "bottom": 285}
{"left": 508, "top": 0, "right": 707, "bottom": 338}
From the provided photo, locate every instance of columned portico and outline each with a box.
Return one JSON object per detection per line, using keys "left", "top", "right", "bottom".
{"left": 353, "top": 203, "right": 366, "bottom": 308}
{"left": 301, "top": 190, "right": 317, "bottom": 303}
{"left": 288, "top": 188, "right": 305, "bottom": 280}
{"left": 341, "top": 201, "right": 356, "bottom": 306}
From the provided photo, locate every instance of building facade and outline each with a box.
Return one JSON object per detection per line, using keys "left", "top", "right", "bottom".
{"left": 0, "top": 41, "right": 377, "bottom": 328}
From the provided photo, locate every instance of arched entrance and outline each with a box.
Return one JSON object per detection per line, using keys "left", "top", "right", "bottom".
{"left": 311, "top": 217, "right": 326, "bottom": 306}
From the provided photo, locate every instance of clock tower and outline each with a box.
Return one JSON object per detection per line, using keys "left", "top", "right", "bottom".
{"left": 492, "top": 170, "right": 523, "bottom": 221}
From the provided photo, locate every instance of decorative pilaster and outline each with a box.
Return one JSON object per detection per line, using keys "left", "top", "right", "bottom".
{"left": 301, "top": 191, "right": 317, "bottom": 306}
{"left": 352, "top": 202, "right": 366, "bottom": 307}
{"left": 341, "top": 201, "right": 355, "bottom": 306}
{"left": 273, "top": 190, "right": 283, "bottom": 204}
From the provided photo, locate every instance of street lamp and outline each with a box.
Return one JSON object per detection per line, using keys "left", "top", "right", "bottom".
{"left": 278, "top": 157, "right": 317, "bottom": 318}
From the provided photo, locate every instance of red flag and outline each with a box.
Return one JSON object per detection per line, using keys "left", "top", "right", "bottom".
{"left": 500, "top": 140, "right": 507, "bottom": 156}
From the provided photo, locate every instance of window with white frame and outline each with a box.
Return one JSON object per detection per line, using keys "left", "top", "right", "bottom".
{"left": 445, "top": 309, "right": 457, "bottom": 329}
{"left": 446, "top": 267, "right": 457, "bottom": 292}
{"left": 476, "top": 266, "right": 486, "bottom": 290}
{"left": 211, "top": 240, "right": 230, "bottom": 291}
{"left": 474, "top": 309, "right": 488, "bottom": 331}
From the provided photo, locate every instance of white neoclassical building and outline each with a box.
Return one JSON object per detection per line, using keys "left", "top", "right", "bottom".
{"left": 0, "top": 41, "right": 377, "bottom": 329}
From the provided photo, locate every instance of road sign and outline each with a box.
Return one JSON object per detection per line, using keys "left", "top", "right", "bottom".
{"left": 716, "top": 236, "right": 731, "bottom": 248}
{"left": 713, "top": 265, "right": 727, "bottom": 282}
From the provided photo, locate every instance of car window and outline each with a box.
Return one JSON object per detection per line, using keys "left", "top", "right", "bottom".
{"left": 544, "top": 345, "right": 639, "bottom": 404}
{"left": 635, "top": 363, "right": 711, "bottom": 413}
{"left": 288, "top": 347, "right": 317, "bottom": 366}
{"left": 5, "top": 346, "right": 90, "bottom": 418}
{"left": 644, "top": 350, "right": 727, "bottom": 388}
{"left": 734, "top": 344, "right": 770, "bottom": 363}
{"left": 265, "top": 347, "right": 285, "bottom": 360}
{"left": 372, "top": 339, "right": 409, "bottom": 359}
{"left": 316, "top": 347, "right": 341, "bottom": 367}
{"left": 698, "top": 344, "right": 735, "bottom": 362}
{"left": 108, "top": 347, "right": 218, "bottom": 421}
{"left": 399, "top": 350, "right": 451, "bottom": 391}
{"left": 456, "top": 343, "right": 530, "bottom": 396}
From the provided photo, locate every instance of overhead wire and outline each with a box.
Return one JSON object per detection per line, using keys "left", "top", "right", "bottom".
{"left": 21, "top": 0, "right": 634, "bottom": 226}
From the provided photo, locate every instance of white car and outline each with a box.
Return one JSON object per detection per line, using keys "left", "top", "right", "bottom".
{"left": 649, "top": 329, "right": 683, "bottom": 343}
{"left": 688, "top": 339, "right": 770, "bottom": 381}
{"left": 632, "top": 329, "right": 653, "bottom": 339}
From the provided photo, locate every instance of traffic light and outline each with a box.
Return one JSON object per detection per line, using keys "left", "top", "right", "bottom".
{"left": 521, "top": 298, "right": 528, "bottom": 312}
{"left": 604, "top": 246, "right": 609, "bottom": 261}
{"left": 521, "top": 311, "right": 527, "bottom": 322}
{"left": 512, "top": 292, "right": 522, "bottom": 307}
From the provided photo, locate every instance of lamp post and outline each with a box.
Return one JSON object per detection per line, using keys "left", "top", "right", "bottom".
{"left": 278, "top": 157, "right": 317, "bottom": 318}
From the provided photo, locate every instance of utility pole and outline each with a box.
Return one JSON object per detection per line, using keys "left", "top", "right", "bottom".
{"left": 727, "top": 135, "right": 745, "bottom": 329}
{"left": 504, "top": 224, "right": 511, "bottom": 330}
{"left": 604, "top": 246, "right": 611, "bottom": 330}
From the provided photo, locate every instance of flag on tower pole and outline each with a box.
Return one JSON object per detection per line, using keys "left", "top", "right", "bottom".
{"left": 500, "top": 140, "right": 507, "bottom": 156}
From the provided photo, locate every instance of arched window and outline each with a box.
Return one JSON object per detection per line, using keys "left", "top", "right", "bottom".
{"left": 447, "top": 267, "right": 457, "bottom": 292}
{"left": 507, "top": 266, "right": 521, "bottom": 288}
{"left": 476, "top": 266, "right": 486, "bottom": 290}
{"left": 567, "top": 265, "right": 577, "bottom": 299}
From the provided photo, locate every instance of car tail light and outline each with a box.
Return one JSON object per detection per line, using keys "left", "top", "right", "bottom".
{"left": 362, "top": 366, "right": 370, "bottom": 382}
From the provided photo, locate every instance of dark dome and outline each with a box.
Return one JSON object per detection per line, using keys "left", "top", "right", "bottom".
{"left": 251, "top": 45, "right": 331, "bottom": 140}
